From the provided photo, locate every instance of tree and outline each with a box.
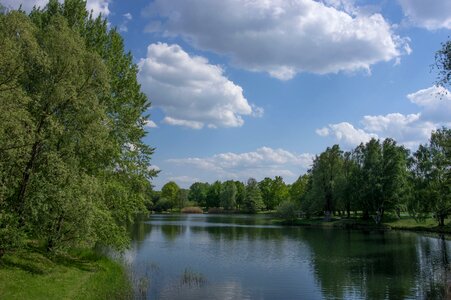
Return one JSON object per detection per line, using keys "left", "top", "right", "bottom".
{"left": 206, "top": 181, "right": 221, "bottom": 208}
{"left": 276, "top": 200, "right": 299, "bottom": 223}
{"left": 220, "top": 180, "right": 237, "bottom": 210}
{"left": 271, "top": 176, "right": 290, "bottom": 209}
{"left": 234, "top": 181, "right": 246, "bottom": 210}
{"left": 161, "top": 181, "right": 180, "bottom": 209}
{"left": 289, "top": 174, "right": 309, "bottom": 204}
{"left": 0, "top": 1, "right": 157, "bottom": 254}
{"left": 435, "top": 38, "right": 451, "bottom": 89}
{"left": 244, "top": 178, "right": 264, "bottom": 213}
{"left": 306, "top": 145, "right": 344, "bottom": 220}
{"left": 258, "top": 177, "right": 273, "bottom": 210}
{"left": 411, "top": 128, "right": 451, "bottom": 226}
{"left": 188, "top": 182, "right": 209, "bottom": 207}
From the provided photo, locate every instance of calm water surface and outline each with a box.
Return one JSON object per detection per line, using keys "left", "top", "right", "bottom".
{"left": 125, "top": 214, "right": 450, "bottom": 299}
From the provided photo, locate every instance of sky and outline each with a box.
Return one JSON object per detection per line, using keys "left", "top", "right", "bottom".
{"left": 4, "top": 0, "right": 451, "bottom": 189}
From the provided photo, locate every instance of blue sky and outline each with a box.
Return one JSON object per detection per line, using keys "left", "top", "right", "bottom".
{"left": 6, "top": 0, "right": 451, "bottom": 189}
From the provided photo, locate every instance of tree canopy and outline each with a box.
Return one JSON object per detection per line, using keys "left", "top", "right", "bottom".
{"left": 0, "top": 0, "right": 156, "bottom": 254}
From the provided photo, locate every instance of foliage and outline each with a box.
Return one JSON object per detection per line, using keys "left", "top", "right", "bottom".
{"left": 0, "top": 1, "right": 156, "bottom": 254}
{"left": 220, "top": 180, "right": 237, "bottom": 210}
{"left": 305, "top": 145, "right": 343, "bottom": 219}
{"left": 244, "top": 178, "right": 264, "bottom": 213}
{"left": 289, "top": 174, "right": 309, "bottom": 203}
{"left": 276, "top": 200, "right": 299, "bottom": 223}
{"left": 188, "top": 182, "right": 209, "bottom": 207}
{"left": 161, "top": 181, "right": 180, "bottom": 208}
{"left": 153, "top": 198, "right": 173, "bottom": 212}
{"left": 206, "top": 181, "right": 221, "bottom": 208}
{"left": 435, "top": 38, "right": 451, "bottom": 89}
{"left": 409, "top": 128, "right": 451, "bottom": 226}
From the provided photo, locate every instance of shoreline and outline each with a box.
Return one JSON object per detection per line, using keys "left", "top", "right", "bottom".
{"left": 271, "top": 217, "right": 451, "bottom": 236}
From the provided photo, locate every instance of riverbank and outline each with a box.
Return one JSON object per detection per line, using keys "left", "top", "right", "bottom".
{"left": 0, "top": 247, "right": 131, "bottom": 300}
{"left": 273, "top": 216, "right": 451, "bottom": 234}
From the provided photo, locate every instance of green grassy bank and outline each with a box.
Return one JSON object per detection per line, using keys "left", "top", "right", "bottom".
{"left": 0, "top": 247, "right": 131, "bottom": 300}
{"left": 273, "top": 216, "right": 451, "bottom": 234}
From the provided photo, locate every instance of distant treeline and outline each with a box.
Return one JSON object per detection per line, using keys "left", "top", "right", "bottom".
{"left": 154, "top": 128, "right": 450, "bottom": 226}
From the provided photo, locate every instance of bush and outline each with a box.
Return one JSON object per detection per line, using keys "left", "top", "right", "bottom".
{"left": 207, "top": 207, "right": 224, "bottom": 214}
{"left": 153, "top": 198, "right": 173, "bottom": 212}
{"left": 181, "top": 207, "right": 203, "bottom": 214}
{"left": 276, "top": 201, "right": 299, "bottom": 223}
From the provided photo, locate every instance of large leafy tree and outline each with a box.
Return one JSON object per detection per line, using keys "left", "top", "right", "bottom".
{"left": 206, "top": 181, "right": 221, "bottom": 208}
{"left": 289, "top": 174, "right": 309, "bottom": 204}
{"left": 0, "top": 1, "right": 156, "bottom": 254}
{"left": 161, "top": 181, "right": 180, "bottom": 208}
{"left": 411, "top": 128, "right": 451, "bottom": 226}
{"left": 244, "top": 178, "right": 264, "bottom": 213}
{"left": 306, "top": 145, "right": 344, "bottom": 219}
{"left": 220, "top": 180, "right": 237, "bottom": 210}
{"left": 188, "top": 182, "right": 210, "bottom": 207}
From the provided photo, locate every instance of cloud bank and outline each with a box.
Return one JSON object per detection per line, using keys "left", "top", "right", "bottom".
{"left": 165, "top": 147, "right": 313, "bottom": 187}
{"left": 138, "top": 43, "right": 261, "bottom": 129}
{"left": 398, "top": 0, "right": 451, "bottom": 30}
{"left": 316, "top": 86, "right": 451, "bottom": 148}
{"left": 145, "top": 0, "right": 410, "bottom": 80}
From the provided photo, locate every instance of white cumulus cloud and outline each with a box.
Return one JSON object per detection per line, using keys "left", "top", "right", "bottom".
{"left": 317, "top": 86, "right": 451, "bottom": 149}
{"left": 165, "top": 147, "right": 313, "bottom": 186}
{"left": 398, "top": 0, "right": 451, "bottom": 30}
{"left": 144, "top": 0, "right": 410, "bottom": 80}
{"left": 318, "top": 122, "right": 377, "bottom": 147}
{"left": 138, "top": 43, "right": 261, "bottom": 129}
{"left": 143, "top": 119, "right": 158, "bottom": 129}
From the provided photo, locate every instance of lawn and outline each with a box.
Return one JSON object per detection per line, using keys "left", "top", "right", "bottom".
{"left": 0, "top": 247, "right": 131, "bottom": 300}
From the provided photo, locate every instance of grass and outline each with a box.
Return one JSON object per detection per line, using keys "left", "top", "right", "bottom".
{"left": 0, "top": 247, "right": 131, "bottom": 300}
{"left": 272, "top": 214, "right": 451, "bottom": 234}
{"left": 180, "top": 268, "right": 206, "bottom": 287}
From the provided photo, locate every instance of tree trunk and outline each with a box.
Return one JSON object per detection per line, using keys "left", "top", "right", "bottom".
{"left": 439, "top": 214, "right": 445, "bottom": 227}
{"left": 362, "top": 210, "right": 369, "bottom": 220}
{"left": 16, "top": 141, "right": 40, "bottom": 226}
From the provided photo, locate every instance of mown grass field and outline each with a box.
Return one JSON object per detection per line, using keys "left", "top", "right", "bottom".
{"left": 0, "top": 247, "right": 131, "bottom": 300}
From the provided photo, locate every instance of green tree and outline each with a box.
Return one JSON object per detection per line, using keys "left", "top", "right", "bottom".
{"left": 289, "top": 174, "right": 309, "bottom": 204}
{"left": 234, "top": 181, "right": 246, "bottom": 210}
{"left": 258, "top": 177, "right": 273, "bottom": 210}
{"left": 188, "top": 182, "right": 209, "bottom": 207}
{"left": 0, "top": 1, "right": 157, "bottom": 254}
{"left": 244, "top": 178, "right": 264, "bottom": 213}
{"left": 276, "top": 200, "right": 299, "bottom": 223}
{"left": 206, "top": 181, "right": 221, "bottom": 208}
{"left": 161, "top": 181, "right": 180, "bottom": 209}
{"left": 220, "top": 180, "right": 237, "bottom": 210}
{"left": 411, "top": 128, "right": 451, "bottom": 226}
{"left": 271, "top": 176, "right": 290, "bottom": 209}
{"left": 306, "top": 145, "right": 344, "bottom": 220}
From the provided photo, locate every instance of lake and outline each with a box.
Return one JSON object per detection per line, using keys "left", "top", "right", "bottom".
{"left": 125, "top": 214, "right": 450, "bottom": 299}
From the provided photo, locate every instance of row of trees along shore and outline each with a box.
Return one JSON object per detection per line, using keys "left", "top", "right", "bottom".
{"left": 0, "top": 1, "right": 157, "bottom": 257}
{"left": 155, "top": 127, "right": 450, "bottom": 227}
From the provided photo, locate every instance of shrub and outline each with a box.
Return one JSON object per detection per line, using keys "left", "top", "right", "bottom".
{"left": 181, "top": 207, "right": 203, "bottom": 214}
{"left": 276, "top": 201, "right": 299, "bottom": 223}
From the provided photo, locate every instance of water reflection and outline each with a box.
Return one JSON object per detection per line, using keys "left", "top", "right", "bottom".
{"left": 125, "top": 214, "right": 450, "bottom": 299}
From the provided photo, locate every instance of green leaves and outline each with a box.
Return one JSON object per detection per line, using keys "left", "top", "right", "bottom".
{"left": 0, "top": 1, "right": 156, "bottom": 253}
